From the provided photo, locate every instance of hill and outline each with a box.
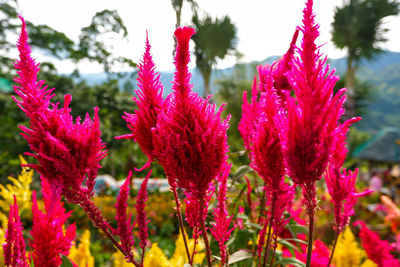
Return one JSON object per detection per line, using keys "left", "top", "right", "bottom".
{"left": 79, "top": 50, "right": 400, "bottom": 134}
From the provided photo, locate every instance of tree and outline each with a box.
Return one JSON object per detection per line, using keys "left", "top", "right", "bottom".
{"left": 73, "top": 9, "right": 136, "bottom": 76}
{"left": 192, "top": 14, "right": 237, "bottom": 97}
{"left": 332, "top": 0, "right": 399, "bottom": 117}
{"left": 170, "top": 0, "right": 198, "bottom": 56}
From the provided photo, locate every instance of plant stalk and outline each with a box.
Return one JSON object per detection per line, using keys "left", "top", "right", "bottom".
{"left": 327, "top": 231, "right": 339, "bottom": 267}
{"left": 305, "top": 212, "right": 315, "bottom": 267}
{"left": 262, "top": 194, "right": 276, "bottom": 267}
{"left": 171, "top": 186, "right": 192, "bottom": 264}
{"left": 200, "top": 197, "right": 212, "bottom": 267}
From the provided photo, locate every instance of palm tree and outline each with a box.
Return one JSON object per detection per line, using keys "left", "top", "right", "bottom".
{"left": 332, "top": 0, "right": 399, "bottom": 117}
{"left": 192, "top": 14, "right": 237, "bottom": 98}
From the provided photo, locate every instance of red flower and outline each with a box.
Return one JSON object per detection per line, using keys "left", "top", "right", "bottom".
{"left": 355, "top": 221, "right": 400, "bottom": 267}
{"left": 3, "top": 196, "right": 28, "bottom": 267}
{"left": 30, "top": 179, "right": 76, "bottom": 267}
{"left": 13, "top": 17, "right": 106, "bottom": 199}
{"left": 152, "top": 27, "right": 229, "bottom": 199}
{"left": 117, "top": 33, "right": 164, "bottom": 165}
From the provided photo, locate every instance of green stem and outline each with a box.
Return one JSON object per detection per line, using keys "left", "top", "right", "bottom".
{"left": 171, "top": 186, "right": 191, "bottom": 264}
{"left": 305, "top": 213, "right": 315, "bottom": 267}
{"left": 262, "top": 194, "right": 276, "bottom": 267}
{"left": 327, "top": 231, "right": 339, "bottom": 267}
{"left": 200, "top": 197, "right": 212, "bottom": 267}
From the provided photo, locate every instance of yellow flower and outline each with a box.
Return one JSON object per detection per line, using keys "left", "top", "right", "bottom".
{"left": 143, "top": 243, "right": 172, "bottom": 267}
{"left": 170, "top": 231, "right": 205, "bottom": 267}
{"left": 0, "top": 155, "right": 33, "bottom": 225}
{"left": 112, "top": 250, "right": 132, "bottom": 267}
{"left": 360, "top": 259, "right": 378, "bottom": 267}
{"left": 0, "top": 222, "right": 6, "bottom": 267}
{"left": 333, "top": 227, "right": 366, "bottom": 267}
{"left": 69, "top": 230, "right": 95, "bottom": 267}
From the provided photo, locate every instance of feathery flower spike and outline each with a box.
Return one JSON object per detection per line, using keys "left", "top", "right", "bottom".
{"left": 117, "top": 32, "right": 164, "bottom": 166}
{"left": 210, "top": 163, "right": 233, "bottom": 266}
{"left": 3, "top": 195, "right": 28, "bottom": 267}
{"left": 355, "top": 221, "right": 400, "bottom": 267}
{"left": 13, "top": 17, "right": 107, "bottom": 199}
{"left": 282, "top": 1, "right": 347, "bottom": 266}
{"left": 115, "top": 170, "right": 135, "bottom": 261}
{"left": 153, "top": 26, "right": 230, "bottom": 200}
{"left": 30, "top": 179, "right": 76, "bottom": 267}
{"left": 136, "top": 170, "right": 151, "bottom": 265}
{"left": 13, "top": 17, "right": 137, "bottom": 264}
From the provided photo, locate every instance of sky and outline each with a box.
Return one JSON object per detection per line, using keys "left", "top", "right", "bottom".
{"left": 16, "top": 0, "right": 400, "bottom": 73}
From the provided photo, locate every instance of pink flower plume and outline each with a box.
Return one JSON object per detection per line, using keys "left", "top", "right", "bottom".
{"left": 211, "top": 164, "right": 234, "bottom": 265}
{"left": 152, "top": 26, "right": 230, "bottom": 199}
{"left": 250, "top": 65, "right": 286, "bottom": 191}
{"left": 115, "top": 170, "right": 135, "bottom": 259}
{"left": 117, "top": 32, "right": 164, "bottom": 164}
{"left": 325, "top": 117, "right": 370, "bottom": 232}
{"left": 136, "top": 170, "right": 151, "bottom": 252}
{"left": 238, "top": 76, "right": 259, "bottom": 151}
{"left": 13, "top": 17, "right": 107, "bottom": 199}
{"left": 283, "top": 0, "right": 344, "bottom": 187}
{"left": 3, "top": 195, "right": 28, "bottom": 267}
{"left": 355, "top": 221, "right": 400, "bottom": 267}
{"left": 30, "top": 179, "right": 76, "bottom": 267}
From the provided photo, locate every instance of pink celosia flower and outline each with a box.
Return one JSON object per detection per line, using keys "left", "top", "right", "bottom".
{"left": 3, "top": 196, "right": 28, "bottom": 267}
{"left": 115, "top": 171, "right": 135, "bottom": 261}
{"left": 117, "top": 33, "right": 164, "bottom": 166}
{"left": 152, "top": 26, "right": 229, "bottom": 200}
{"left": 135, "top": 171, "right": 150, "bottom": 258}
{"left": 238, "top": 30, "right": 298, "bottom": 151}
{"left": 250, "top": 65, "right": 285, "bottom": 192}
{"left": 289, "top": 239, "right": 332, "bottom": 267}
{"left": 185, "top": 182, "right": 215, "bottom": 240}
{"left": 238, "top": 77, "right": 259, "bottom": 151}
{"left": 355, "top": 221, "right": 400, "bottom": 267}
{"left": 269, "top": 181, "right": 295, "bottom": 238}
{"left": 282, "top": 0, "right": 346, "bottom": 215}
{"left": 271, "top": 29, "right": 299, "bottom": 105}
{"left": 30, "top": 179, "right": 76, "bottom": 267}
{"left": 325, "top": 117, "right": 373, "bottom": 232}
{"left": 210, "top": 163, "right": 234, "bottom": 265}
{"left": 13, "top": 17, "right": 107, "bottom": 200}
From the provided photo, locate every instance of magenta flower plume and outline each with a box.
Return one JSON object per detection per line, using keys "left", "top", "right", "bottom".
{"left": 269, "top": 181, "right": 295, "bottom": 238}
{"left": 271, "top": 29, "right": 299, "bottom": 104}
{"left": 135, "top": 171, "right": 150, "bottom": 256}
{"left": 3, "top": 196, "right": 28, "bottom": 267}
{"left": 250, "top": 65, "right": 285, "bottom": 192}
{"left": 115, "top": 171, "right": 135, "bottom": 261}
{"left": 283, "top": 0, "right": 345, "bottom": 214}
{"left": 355, "top": 221, "right": 400, "bottom": 267}
{"left": 152, "top": 26, "right": 229, "bottom": 200}
{"left": 185, "top": 182, "right": 215, "bottom": 239}
{"left": 238, "top": 76, "right": 259, "bottom": 151}
{"left": 117, "top": 33, "right": 164, "bottom": 165}
{"left": 326, "top": 117, "right": 372, "bottom": 232}
{"left": 293, "top": 239, "right": 331, "bottom": 267}
{"left": 210, "top": 164, "right": 234, "bottom": 265}
{"left": 30, "top": 179, "right": 76, "bottom": 267}
{"left": 13, "top": 17, "right": 107, "bottom": 199}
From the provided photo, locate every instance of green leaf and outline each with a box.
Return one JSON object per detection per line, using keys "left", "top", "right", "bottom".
{"left": 228, "top": 250, "right": 253, "bottom": 265}
{"left": 276, "top": 239, "right": 300, "bottom": 257}
{"left": 232, "top": 165, "right": 253, "bottom": 181}
{"left": 273, "top": 257, "right": 305, "bottom": 267}
{"left": 60, "top": 255, "right": 75, "bottom": 267}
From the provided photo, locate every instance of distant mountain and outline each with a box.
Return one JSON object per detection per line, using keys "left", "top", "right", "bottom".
{"left": 78, "top": 50, "right": 400, "bottom": 134}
